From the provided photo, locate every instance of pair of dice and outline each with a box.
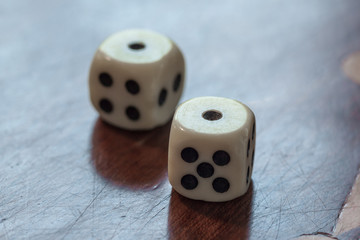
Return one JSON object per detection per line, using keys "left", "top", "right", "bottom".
{"left": 89, "top": 29, "right": 256, "bottom": 202}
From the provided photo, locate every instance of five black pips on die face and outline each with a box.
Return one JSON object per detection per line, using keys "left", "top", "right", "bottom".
{"left": 180, "top": 147, "right": 231, "bottom": 193}
{"left": 97, "top": 72, "right": 182, "bottom": 121}
{"left": 180, "top": 121, "right": 256, "bottom": 193}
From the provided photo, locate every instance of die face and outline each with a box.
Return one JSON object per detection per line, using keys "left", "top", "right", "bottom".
{"left": 168, "top": 97, "right": 256, "bottom": 202}
{"left": 99, "top": 29, "right": 172, "bottom": 64}
{"left": 89, "top": 29, "right": 185, "bottom": 130}
{"left": 149, "top": 45, "right": 185, "bottom": 124}
{"left": 173, "top": 97, "right": 249, "bottom": 135}
{"left": 169, "top": 131, "right": 248, "bottom": 202}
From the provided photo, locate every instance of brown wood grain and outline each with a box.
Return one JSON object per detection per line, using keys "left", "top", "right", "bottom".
{"left": 1, "top": 0, "right": 360, "bottom": 239}
{"left": 168, "top": 186, "right": 253, "bottom": 240}
{"left": 91, "top": 119, "right": 170, "bottom": 189}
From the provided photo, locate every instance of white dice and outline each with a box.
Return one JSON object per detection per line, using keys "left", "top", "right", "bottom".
{"left": 89, "top": 29, "right": 185, "bottom": 130}
{"left": 168, "top": 97, "right": 256, "bottom": 202}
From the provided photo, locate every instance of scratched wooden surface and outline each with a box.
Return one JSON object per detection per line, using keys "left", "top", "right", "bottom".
{"left": 1, "top": 1, "right": 360, "bottom": 239}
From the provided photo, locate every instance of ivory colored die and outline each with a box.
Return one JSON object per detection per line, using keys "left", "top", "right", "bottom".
{"left": 168, "top": 97, "right": 256, "bottom": 202}
{"left": 89, "top": 29, "right": 185, "bottom": 130}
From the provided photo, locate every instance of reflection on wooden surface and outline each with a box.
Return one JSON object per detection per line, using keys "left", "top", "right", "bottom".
{"left": 91, "top": 118, "right": 171, "bottom": 189}
{"left": 1, "top": 0, "right": 360, "bottom": 239}
{"left": 168, "top": 185, "right": 253, "bottom": 240}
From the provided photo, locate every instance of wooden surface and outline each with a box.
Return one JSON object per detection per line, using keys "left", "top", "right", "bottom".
{"left": 1, "top": 1, "right": 360, "bottom": 239}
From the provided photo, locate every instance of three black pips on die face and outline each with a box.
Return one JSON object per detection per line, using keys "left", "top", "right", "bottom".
{"left": 180, "top": 147, "right": 231, "bottom": 193}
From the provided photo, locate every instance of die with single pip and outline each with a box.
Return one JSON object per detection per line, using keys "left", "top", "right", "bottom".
{"left": 168, "top": 97, "right": 256, "bottom": 202}
{"left": 89, "top": 29, "right": 185, "bottom": 130}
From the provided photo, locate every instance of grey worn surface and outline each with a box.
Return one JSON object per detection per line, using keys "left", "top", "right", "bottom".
{"left": 1, "top": 0, "right": 360, "bottom": 239}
